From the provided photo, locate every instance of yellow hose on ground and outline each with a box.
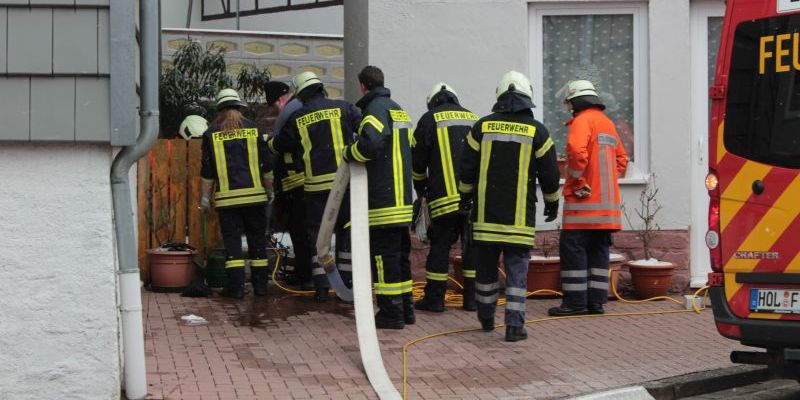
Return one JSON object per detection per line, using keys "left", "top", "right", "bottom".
{"left": 401, "top": 267, "right": 712, "bottom": 399}
{"left": 270, "top": 248, "right": 315, "bottom": 295}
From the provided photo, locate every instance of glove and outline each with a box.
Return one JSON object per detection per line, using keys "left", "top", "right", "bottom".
{"left": 200, "top": 179, "right": 213, "bottom": 212}
{"left": 574, "top": 185, "right": 591, "bottom": 199}
{"left": 199, "top": 195, "right": 210, "bottom": 212}
{"left": 543, "top": 200, "right": 559, "bottom": 222}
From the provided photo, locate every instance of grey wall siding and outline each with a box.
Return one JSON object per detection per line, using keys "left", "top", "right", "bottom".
{"left": 0, "top": 78, "right": 30, "bottom": 140}
{"left": 7, "top": 8, "right": 52, "bottom": 74}
{"left": 0, "top": 2, "right": 123, "bottom": 143}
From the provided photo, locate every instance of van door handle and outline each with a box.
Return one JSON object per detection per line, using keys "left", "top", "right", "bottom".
{"left": 753, "top": 180, "right": 765, "bottom": 195}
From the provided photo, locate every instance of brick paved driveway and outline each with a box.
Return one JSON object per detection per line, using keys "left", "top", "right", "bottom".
{"left": 143, "top": 288, "right": 748, "bottom": 400}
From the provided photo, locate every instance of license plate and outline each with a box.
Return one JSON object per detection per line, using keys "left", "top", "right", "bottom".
{"left": 750, "top": 288, "right": 800, "bottom": 313}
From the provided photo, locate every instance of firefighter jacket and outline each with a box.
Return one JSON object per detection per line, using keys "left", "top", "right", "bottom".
{"left": 562, "top": 108, "right": 628, "bottom": 230}
{"left": 343, "top": 87, "right": 414, "bottom": 228}
{"left": 269, "top": 92, "right": 361, "bottom": 193}
{"left": 412, "top": 101, "right": 478, "bottom": 219}
{"left": 200, "top": 118, "right": 270, "bottom": 209}
{"left": 270, "top": 97, "right": 305, "bottom": 193}
{"left": 458, "top": 93, "right": 561, "bottom": 248}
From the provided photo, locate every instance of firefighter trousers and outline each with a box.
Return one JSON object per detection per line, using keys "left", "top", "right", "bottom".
{"left": 275, "top": 188, "right": 312, "bottom": 284}
{"left": 370, "top": 227, "right": 412, "bottom": 300}
{"left": 559, "top": 229, "right": 612, "bottom": 308}
{"left": 475, "top": 244, "right": 531, "bottom": 327}
{"left": 304, "top": 191, "right": 351, "bottom": 289}
{"left": 425, "top": 213, "right": 476, "bottom": 284}
{"left": 218, "top": 205, "right": 269, "bottom": 288}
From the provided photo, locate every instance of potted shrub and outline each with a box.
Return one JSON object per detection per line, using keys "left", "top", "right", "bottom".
{"left": 623, "top": 176, "right": 675, "bottom": 299}
{"left": 528, "top": 228, "right": 561, "bottom": 296}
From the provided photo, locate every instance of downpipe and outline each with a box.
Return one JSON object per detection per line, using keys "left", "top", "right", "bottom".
{"left": 110, "top": 0, "right": 159, "bottom": 398}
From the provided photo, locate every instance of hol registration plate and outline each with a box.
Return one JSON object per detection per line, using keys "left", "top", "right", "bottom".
{"left": 750, "top": 288, "right": 800, "bottom": 313}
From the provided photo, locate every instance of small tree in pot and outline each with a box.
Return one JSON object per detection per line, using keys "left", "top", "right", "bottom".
{"left": 622, "top": 175, "right": 675, "bottom": 299}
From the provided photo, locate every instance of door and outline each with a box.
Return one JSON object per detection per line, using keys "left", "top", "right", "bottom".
{"left": 690, "top": 0, "right": 724, "bottom": 288}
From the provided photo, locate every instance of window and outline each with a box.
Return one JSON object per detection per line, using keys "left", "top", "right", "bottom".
{"left": 530, "top": 3, "right": 649, "bottom": 178}
{"left": 725, "top": 15, "right": 800, "bottom": 169}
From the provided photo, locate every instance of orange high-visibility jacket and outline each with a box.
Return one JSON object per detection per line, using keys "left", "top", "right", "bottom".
{"left": 562, "top": 108, "right": 628, "bottom": 230}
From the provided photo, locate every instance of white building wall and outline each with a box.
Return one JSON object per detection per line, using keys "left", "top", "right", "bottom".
{"left": 352, "top": 0, "right": 694, "bottom": 230}
{"left": 161, "top": 0, "right": 344, "bottom": 35}
{"left": 0, "top": 144, "right": 121, "bottom": 400}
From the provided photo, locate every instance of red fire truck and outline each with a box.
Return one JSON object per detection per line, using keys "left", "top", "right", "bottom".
{"left": 707, "top": 0, "right": 800, "bottom": 376}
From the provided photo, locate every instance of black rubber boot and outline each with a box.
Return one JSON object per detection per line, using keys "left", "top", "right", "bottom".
{"left": 221, "top": 267, "right": 245, "bottom": 299}
{"left": 547, "top": 305, "right": 589, "bottom": 316}
{"left": 505, "top": 326, "right": 528, "bottom": 342}
{"left": 414, "top": 280, "right": 445, "bottom": 312}
{"left": 402, "top": 293, "right": 416, "bottom": 325}
{"left": 588, "top": 304, "right": 605, "bottom": 315}
{"left": 251, "top": 268, "right": 269, "bottom": 297}
{"left": 314, "top": 287, "right": 329, "bottom": 303}
{"left": 461, "top": 278, "right": 477, "bottom": 311}
{"left": 479, "top": 318, "right": 495, "bottom": 332}
{"left": 375, "top": 295, "right": 404, "bottom": 329}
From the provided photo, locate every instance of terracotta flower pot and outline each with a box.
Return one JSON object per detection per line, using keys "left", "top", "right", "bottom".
{"left": 627, "top": 260, "right": 675, "bottom": 299}
{"left": 148, "top": 249, "right": 196, "bottom": 289}
{"left": 528, "top": 256, "right": 561, "bottom": 296}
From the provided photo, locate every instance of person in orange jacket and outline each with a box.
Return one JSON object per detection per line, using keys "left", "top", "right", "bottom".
{"left": 548, "top": 80, "right": 628, "bottom": 316}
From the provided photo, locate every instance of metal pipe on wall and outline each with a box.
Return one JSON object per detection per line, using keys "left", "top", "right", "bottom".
{"left": 109, "top": 0, "right": 159, "bottom": 398}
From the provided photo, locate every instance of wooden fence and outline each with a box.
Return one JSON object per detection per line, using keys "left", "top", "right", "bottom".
{"left": 137, "top": 139, "right": 222, "bottom": 281}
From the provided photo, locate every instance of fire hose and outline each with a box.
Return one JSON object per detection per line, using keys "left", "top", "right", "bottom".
{"left": 316, "top": 162, "right": 402, "bottom": 400}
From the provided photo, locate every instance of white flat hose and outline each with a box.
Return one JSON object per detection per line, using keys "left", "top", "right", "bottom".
{"left": 316, "top": 163, "right": 354, "bottom": 302}
{"left": 349, "top": 163, "right": 402, "bottom": 400}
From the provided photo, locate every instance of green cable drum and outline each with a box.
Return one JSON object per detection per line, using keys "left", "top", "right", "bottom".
{"left": 205, "top": 248, "right": 227, "bottom": 288}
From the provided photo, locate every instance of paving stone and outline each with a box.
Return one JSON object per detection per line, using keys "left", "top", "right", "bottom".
{"left": 142, "top": 289, "right": 747, "bottom": 399}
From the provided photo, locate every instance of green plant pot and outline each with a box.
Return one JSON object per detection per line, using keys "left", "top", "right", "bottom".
{"left": 205, "top": 248, "right": 227, "bottom": 288}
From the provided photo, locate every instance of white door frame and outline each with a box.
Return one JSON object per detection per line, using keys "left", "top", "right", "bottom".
{"left": 690, "top": 0, "right": 724, "bottom": 288}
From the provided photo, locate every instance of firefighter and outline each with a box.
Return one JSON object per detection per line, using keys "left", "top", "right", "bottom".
{"left": 343, "top": 65, "right": 415, "bottom": 329}
{"left": 269, "top": 72, "right": 361, "bottom": 302}
{"left": 412, "top": 82, "right": 479, "bottom": 313}
{"left": 200, "top": 88, "right": 272, "bottom": 299}
{"left": 548, "top": 80, "right": 628, "bottom": 317}
{"left": 263, "top": 81, "right": 312, "bottom": 288}
{"left": 459, "top": 71, "right": 561, "bottom": 342}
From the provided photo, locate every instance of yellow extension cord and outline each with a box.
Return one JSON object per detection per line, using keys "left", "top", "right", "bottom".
{"left": 267, "top": 251, "right": 711, "bottom": 400}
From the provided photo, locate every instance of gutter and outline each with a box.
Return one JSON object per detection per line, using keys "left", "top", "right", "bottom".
{"left": 109, "top": 0, "right": 159, "bottom": 398}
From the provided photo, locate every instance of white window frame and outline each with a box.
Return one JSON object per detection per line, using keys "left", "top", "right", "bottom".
{"left": 529, "top": 2, "right": 650, "bottom": 183}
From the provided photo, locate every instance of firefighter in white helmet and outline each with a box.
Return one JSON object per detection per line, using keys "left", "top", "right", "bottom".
{"left": 458, "top": 71, "right": 561, "bottom": 341}
{"left": 548, "top": 79, "right": 628, "bottom": 317}
{"left": 199, "top": 88, "right": 272, "bottom": 299}
{"left": 268, "top": 72, "right": 362, "bottom": 302}
{"left": 412, "top": 82, "right": 479, "bottom": 313}
{"left": 178, "top": 115, "right": 208, "bottom": 140}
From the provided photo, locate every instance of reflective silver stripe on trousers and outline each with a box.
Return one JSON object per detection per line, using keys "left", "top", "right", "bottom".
{"left": 590, "top": 268, "right": 608, "bottom": 277}
{"left": 338, "top": 264, "right": 352, "bottom": 272}
{"left": 437, "top": 120, "right": 474, "bottom": 128}
{"left": 505, "top": 287, "right": 528, "bottom": 297}
{"left": 562, "top": 283, "right": 588, "bottom": 291}
{"left": 476, "top": 293, "right": 499, "bottom": 303}
{"left": 338, "top": 251, "right": 352, "bottom": 259}
{"left": 482, "top": 133, "right": 533, "bottom": 145}
{"left": 561, "top": 270, "right": 589, "bottom": 278}
{"left": 312, "top": 267, "right": 326, "bottom": 276}
{"left": 505, "top": 301, "right": 526, "bottom": 311}
{"left": 476, "top": 282, "right": 500, "bottom": 292}
{"left": 394, "top": 122, "right": 413, "bottom": 129}
{"left": 312, "top": 256, "right": 319, "bottom": 263}
{"left": 589, "top": 281, "right": 609, "bottom": 290}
